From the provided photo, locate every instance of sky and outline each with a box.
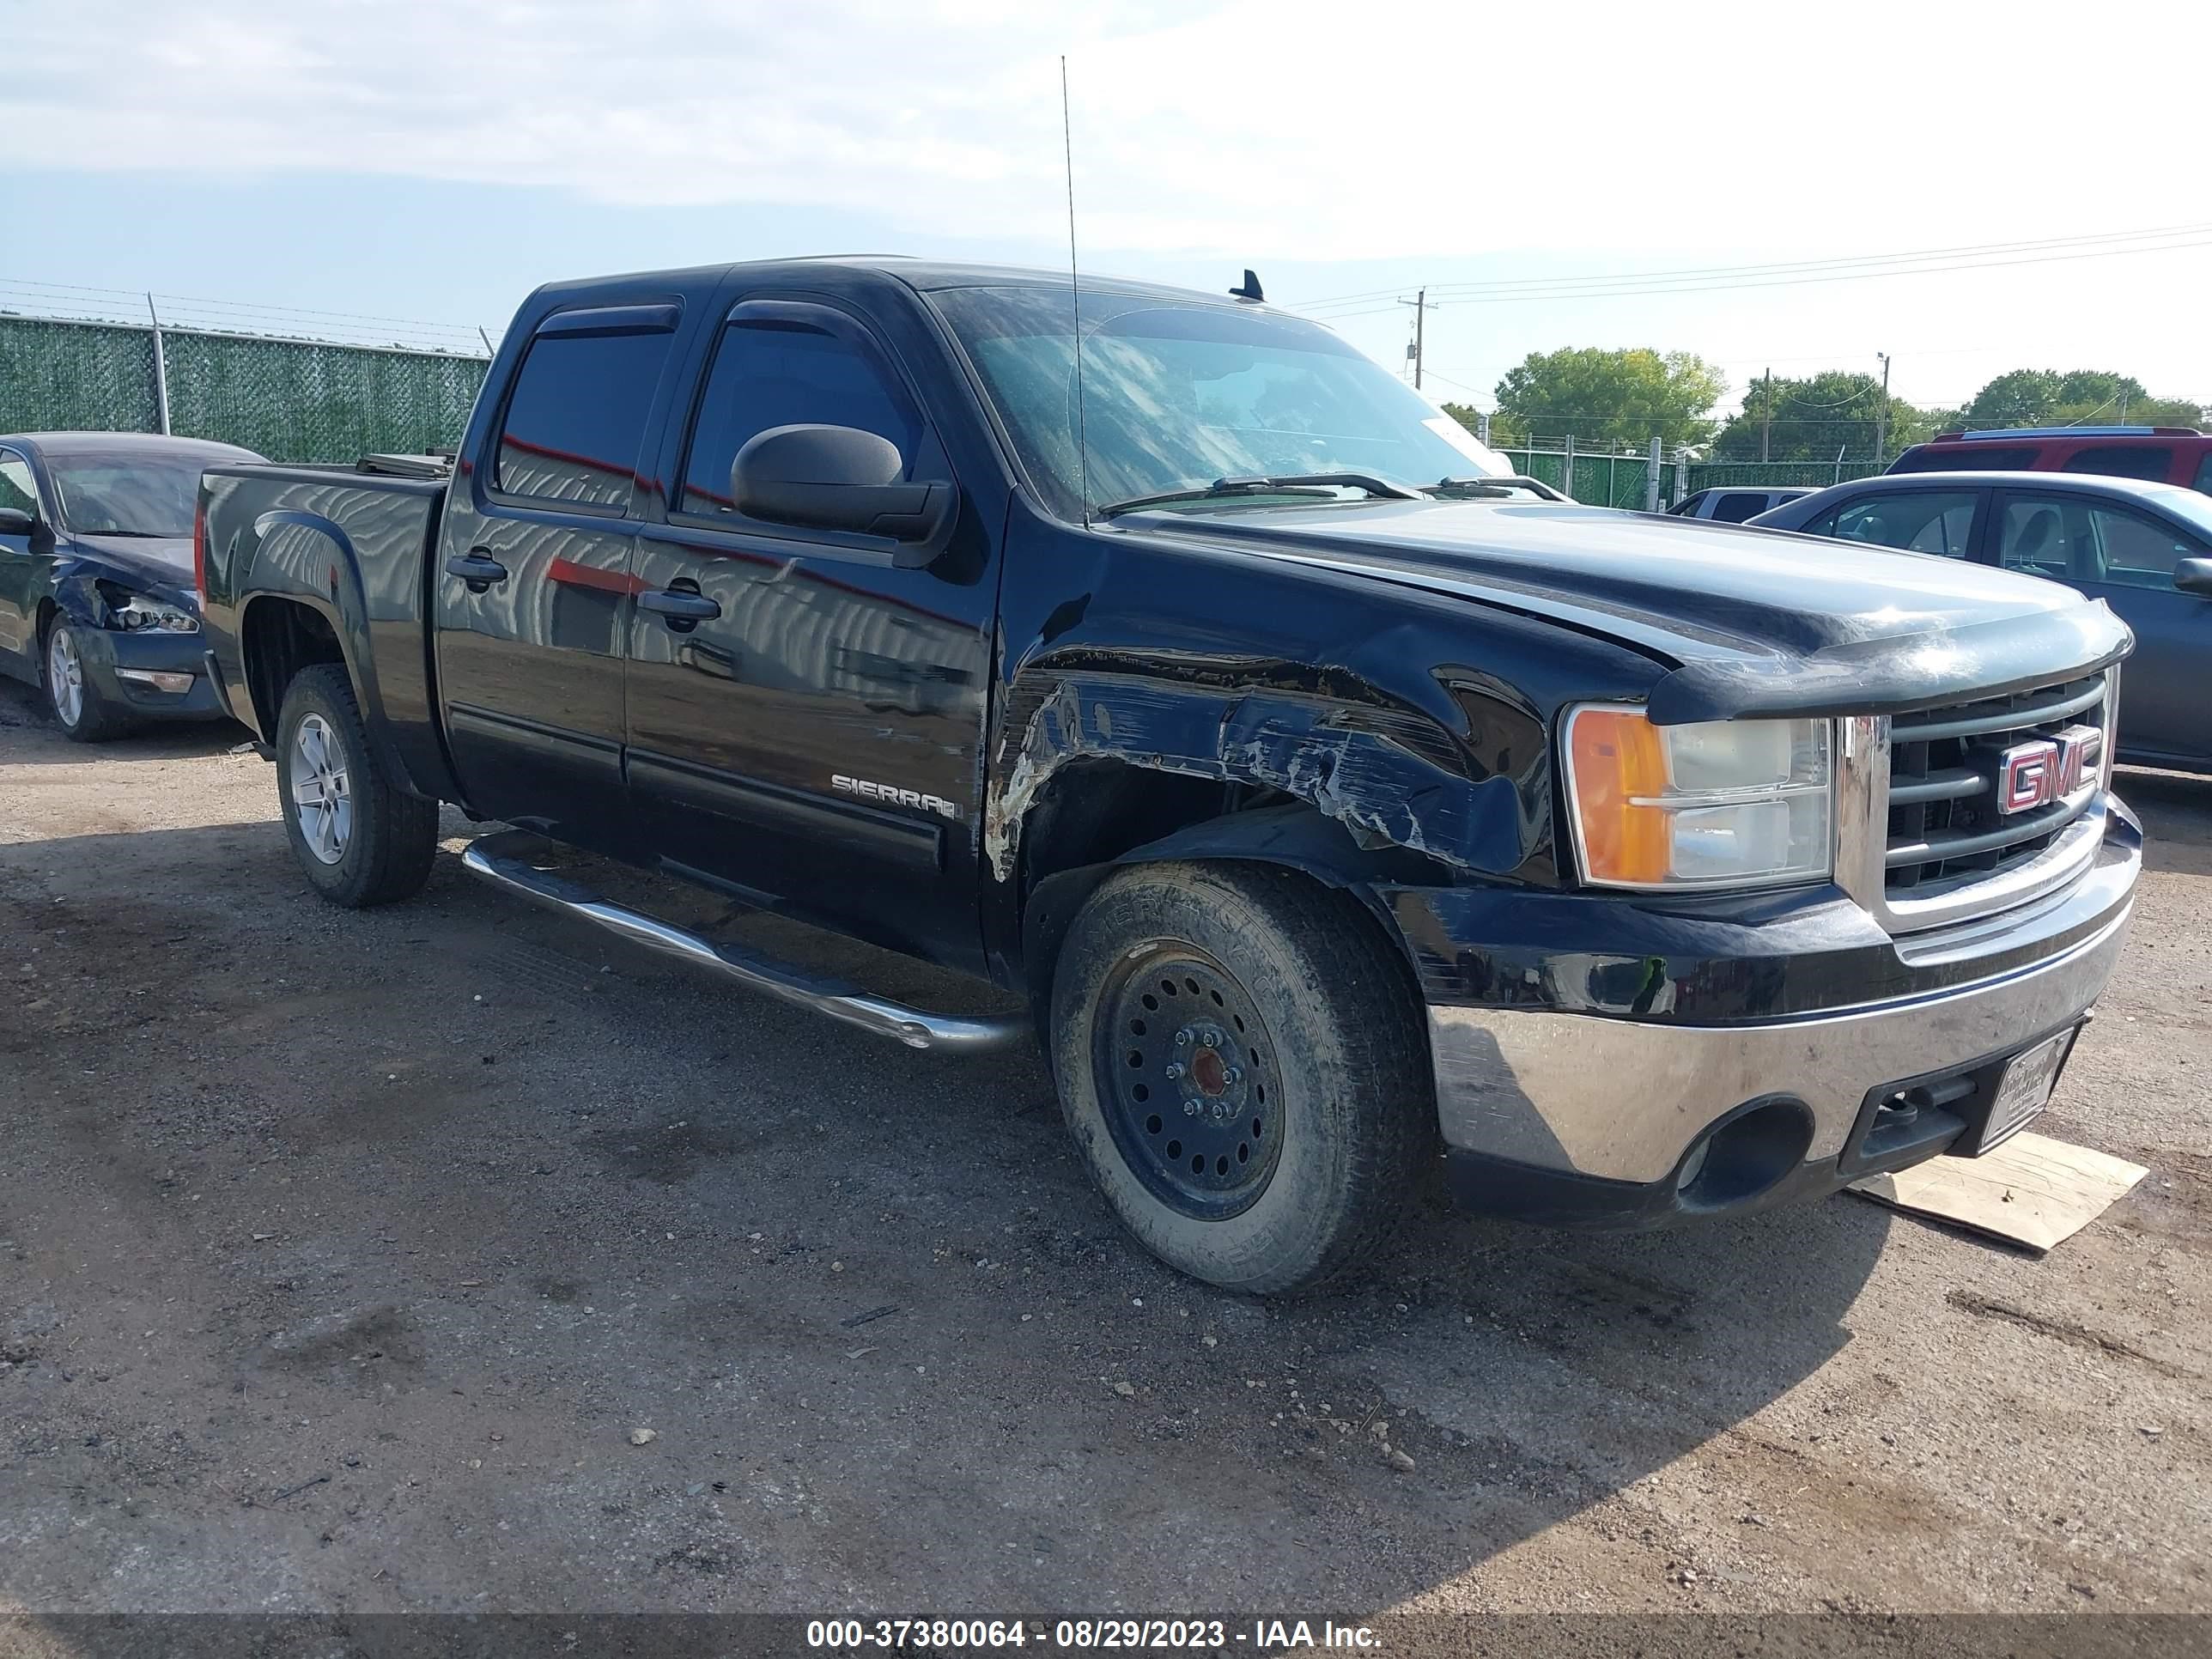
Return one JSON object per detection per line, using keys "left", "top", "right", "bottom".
{"left": 6, "top": 0, "right": 2209, "bottom": 422}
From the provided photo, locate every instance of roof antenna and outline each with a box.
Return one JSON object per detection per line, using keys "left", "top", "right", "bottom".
{"left": 1060, "top": 55, "right": 1091, "bottom": 528}
{"left": 1230, "top": 269, "right": 1264, "bottom": 303}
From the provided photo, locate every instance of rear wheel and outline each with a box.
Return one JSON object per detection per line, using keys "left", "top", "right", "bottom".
{"left": 43, "top": 618, "right": 130, "bottom": 743}
{"left": 1049, "top": 861, "right": 1432, "bottom": 1295}
{"left": 274, "top": 663, "right": 438, "bottom": 907}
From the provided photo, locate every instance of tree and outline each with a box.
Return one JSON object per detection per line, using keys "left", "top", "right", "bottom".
{"left": 1962, "top": 369, "right": 2063, "bottom": 429}
{"left": 1962, "top": 368, "right": 2204, "bottom": 431}
{"left": 1491, "top": 348, "right": 1723, "bottom": 451}
{"left": 1711, "top": 371, "right": 1936, "bottom": 464}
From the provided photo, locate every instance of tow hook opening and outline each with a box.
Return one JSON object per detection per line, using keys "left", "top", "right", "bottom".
{"left": 1675, "top": 1097, "right": 1814, "bottom": 1214}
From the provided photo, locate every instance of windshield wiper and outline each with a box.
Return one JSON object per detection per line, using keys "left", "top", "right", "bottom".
{"left": 1097, "top": 472, "right": 1419, "bottom": 519}
{"left": 81, "top": 528, "right": 172, "bottom": 538}
{"left": 1423, "top": 475, "right": 1568, "bottom": 502}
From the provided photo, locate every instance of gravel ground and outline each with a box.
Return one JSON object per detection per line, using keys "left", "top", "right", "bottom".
{"left": 0, "top": 677, "right": 2207, "bottom": 1626}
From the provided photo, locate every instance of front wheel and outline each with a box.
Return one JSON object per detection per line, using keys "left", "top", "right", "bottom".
{"left": 274, "top": 663, "right": 439, "bottom": 907}
{"left": 44, "top": 619, "right": 130, "bottom": 743}
{"left": 1049, "top": 861, "right": 1434, "bottom": 1295}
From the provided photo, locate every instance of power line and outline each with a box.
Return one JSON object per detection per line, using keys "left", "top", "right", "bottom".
{"left": 1295, "top": 232, "right": 2212, "bottom": 319}
{"left": 1287, "top": 221, "right": 2212, "bottom": 312}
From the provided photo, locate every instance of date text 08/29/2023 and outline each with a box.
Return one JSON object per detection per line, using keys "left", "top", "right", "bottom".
{"left": 804, "top": 1617, "right": 1382, "bottom": 1649}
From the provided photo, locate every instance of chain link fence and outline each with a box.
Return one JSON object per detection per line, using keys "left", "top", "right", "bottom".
{"left": 0, "top": 313, "right": 488, "bottom": 464}
{"left": 8, "top": 301, "right": 1903, "bottom": 498}
{"left": 0, "top": 317, "right": 163, "bottom": 435}
{"left": 1492, "top": 439, "right": 1887, "bottom": 507}
{"left": 1494, "top": 443, "right": 1660, "bottom": 509}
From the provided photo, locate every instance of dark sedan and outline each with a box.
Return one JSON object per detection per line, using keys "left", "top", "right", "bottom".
{"left": 1751, "top": 470, "right": 2212, "bottom": 774}
{"left": 0, "top": 431, "right": 262, "bottom": 740}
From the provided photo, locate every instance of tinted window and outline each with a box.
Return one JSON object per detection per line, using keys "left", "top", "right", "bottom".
{"left": 1893, "top": 444, "right": 2034, "bottom": 472}
{"left": 1830, "top": 491, "right": 1977, "bottom": 557}
{"left": 1710, "top": 492, "right": 1769, "bottom": 524}
{"left": 678, "top": 320, "right": 927, "bottom": 520}
{"left": 2058, "top": 445, "right": 2172, "bottom": 483}
{"left": 0, "top": 454, "right": 36, "bottom": 520}
{"left": 495, "top": 330, "right": 673, "bottom": 507}
{"left": 1667, "top": 490, "right": 1707, "bottom": 516}
{"left": 2194, "top": 453, "right": 2212, "bottom": 495}
{"left": 2068, "top": 502, "right": 2201, "bottom": 587}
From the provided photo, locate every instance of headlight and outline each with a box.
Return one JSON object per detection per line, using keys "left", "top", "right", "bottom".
{"left": 1563, "top": 706, "right": 1832, "bottom": 890}
{"left": 100, "top": 586, "right": 200, "bottom": 634}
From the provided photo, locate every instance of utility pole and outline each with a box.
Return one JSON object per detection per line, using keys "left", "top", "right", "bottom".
{"left": 1398, "top": 289, "right": 1438, "bottom": 390}
{"left": 1873, "top": 351, "right": 1892, "bottom": 468}
{"left": 1759, "top": 367, "right": 1772, "bottom": 463}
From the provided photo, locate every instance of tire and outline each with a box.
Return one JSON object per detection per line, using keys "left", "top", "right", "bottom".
{"left": 274, "top": 663, "right": 439, "bottom": 908}
{"left": 1049, "top": 861, "right": 1433, "bottom": 1295}
{"left": 42, "top": 617, "right": 131, "bottom": 743}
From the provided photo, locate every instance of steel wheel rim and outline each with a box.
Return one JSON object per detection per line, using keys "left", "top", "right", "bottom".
{"left": 1093, "top": 945, "right": 1283, "bottom": 1220}
{"left": 47, "top": 628, "right": 83, "bottom": 726}
{"left": 290, "top": 713, "right": 353, "bottom": 865}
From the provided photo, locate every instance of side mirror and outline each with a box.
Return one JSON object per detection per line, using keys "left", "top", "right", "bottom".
{"left": 2175, "top": 556, "right": 2212, "bottom": 598}
{"left": 0, "top": 506, "right": 33, "bottom": 538}
{"left": 731, "top": 424, "right": 954, "bottom": 568}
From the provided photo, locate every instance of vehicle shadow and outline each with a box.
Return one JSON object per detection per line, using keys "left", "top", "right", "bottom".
{"left": 0, "top": 814, "right": 1892, "bottom": 1620}
{"left": 0, "top": 674, "right": 250, "bottom": 762}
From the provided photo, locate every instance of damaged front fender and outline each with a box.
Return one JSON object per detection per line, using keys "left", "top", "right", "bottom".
{"left": 985, "top": 664, "right": 1542, "bottom": 884}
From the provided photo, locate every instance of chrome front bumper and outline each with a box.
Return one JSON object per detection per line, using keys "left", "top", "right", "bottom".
{"left": 1425, "top": 794, "right": 2139, "bottom": 1220}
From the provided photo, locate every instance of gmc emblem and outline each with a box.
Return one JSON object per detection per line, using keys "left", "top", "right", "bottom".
{"left": 1996, "top": 725, "right": 2102, "bottom": 815}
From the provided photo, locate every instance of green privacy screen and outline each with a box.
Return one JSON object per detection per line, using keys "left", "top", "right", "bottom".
{"left": 0, "top": 314, "right": 488, "bottom": 464}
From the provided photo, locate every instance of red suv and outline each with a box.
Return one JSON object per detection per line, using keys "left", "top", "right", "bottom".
{"left": 1888, "top": 425, "right": 2212, "bottom": 493}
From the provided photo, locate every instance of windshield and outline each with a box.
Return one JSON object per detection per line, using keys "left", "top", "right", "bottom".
{"left": 929, "top": 285, "right": 1510, "bottom": 521}
{"left": 47, "top": 453, "right": 219, "bottom": 538}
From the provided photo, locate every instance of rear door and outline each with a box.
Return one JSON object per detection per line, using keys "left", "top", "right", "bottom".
{"left": 434, "top": 304, "right": 684, "bottom": 845}
{"left": 1990, "top": 487, "right": 2211, "bottom": 767}
{"left": 624, "top": 290, "right": 996, "bottom": 968}
{"left": 1803, "top": 486, "right": 1985, "bottom": 559}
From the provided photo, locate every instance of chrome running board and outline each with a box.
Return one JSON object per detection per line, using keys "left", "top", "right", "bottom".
{"left": 460, "top": 831, "right": 1026, "bottom": 1054}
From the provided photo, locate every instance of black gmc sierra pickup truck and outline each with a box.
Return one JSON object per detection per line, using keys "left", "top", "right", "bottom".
{"left": 195, "top": 258, "right": 2142, "bottom": 1292}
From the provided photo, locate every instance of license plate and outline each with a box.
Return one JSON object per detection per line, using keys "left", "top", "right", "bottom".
{"left": 1978, "top": 1029, "right": 2076, "bottom": 1152}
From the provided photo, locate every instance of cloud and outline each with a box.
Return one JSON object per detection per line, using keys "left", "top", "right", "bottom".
{"left": 8, "top": 0, "right": 2205, "bottom": 262}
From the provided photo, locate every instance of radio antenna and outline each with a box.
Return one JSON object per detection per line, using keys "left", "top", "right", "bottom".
{"left": 1060, "top": 55, "right": 1091, "bottom": 527}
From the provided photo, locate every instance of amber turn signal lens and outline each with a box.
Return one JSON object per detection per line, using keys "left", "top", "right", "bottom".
{"left": 1568, "top": 708, "right": 1671, "bottom": 884}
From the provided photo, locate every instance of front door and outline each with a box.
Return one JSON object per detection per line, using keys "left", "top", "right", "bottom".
{"left": 0, "top": 447, "right": 47, "bottom": 668}
{"left": 1989, "top": 488, "right": 2212, "bottom": 769}
{"left": 624, "top": 294, "right": 995, "bottom": 969}
{"left": 434, "top": 305, "right": 683, "bottom": 846}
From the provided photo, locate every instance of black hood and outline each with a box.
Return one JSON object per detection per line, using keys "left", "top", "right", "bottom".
{"left": 63, "top": 534, "right": 198, "bottom": 604}
{"left": 1118, "top": 500, "right": 2132, "bottom": 723}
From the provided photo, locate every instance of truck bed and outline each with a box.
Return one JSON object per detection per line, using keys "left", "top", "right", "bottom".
{"left": 197, "top": 460, "right": 456, "bottom": 801}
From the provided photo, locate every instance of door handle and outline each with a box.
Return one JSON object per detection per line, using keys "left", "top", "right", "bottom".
{"left": 445, "top": 550, "right": 509, "bottom": 591}
{"left": 637, "top": 588, "right": 723, "bottom": 624}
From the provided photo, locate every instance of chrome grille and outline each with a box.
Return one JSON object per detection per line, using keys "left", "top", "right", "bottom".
{"left": 1884, "top": 674, "right": 2106, "bottom": 898}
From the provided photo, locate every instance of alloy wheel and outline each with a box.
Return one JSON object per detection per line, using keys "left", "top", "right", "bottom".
{"left": 290, "top": 713, "right": 353, "bottom": 864}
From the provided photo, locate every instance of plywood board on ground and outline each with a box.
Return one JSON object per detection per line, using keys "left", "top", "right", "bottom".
{"left": 1849, "top": 1130, "right": 2148, "bottom": 1252}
